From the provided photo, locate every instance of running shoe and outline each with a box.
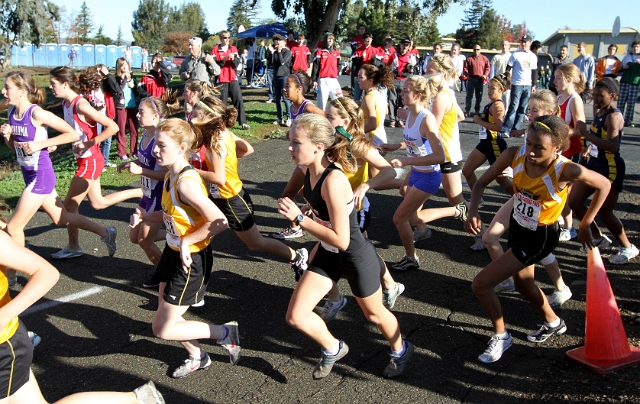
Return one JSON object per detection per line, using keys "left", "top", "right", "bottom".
{"left": 291, "top": 248, "right": 308, "bottom": 282}
{"left": 383, "top": 340, "right": 414, "bottom": 378}
{"left": 191, "top": 298, "right": 205, "bottom": 308}
{"left": 51, "top": 245, "right": 84, "bottom": 259}
{"left": 142, "top": 273, "right": 160, "bottom": 288}
{"left": 133, "top": 381, "right": 166, "bottom": 404}
{"left": 171, "top": 352, "right": 211, "bottom": 379}
{"left": 559, "top": 227, "right": 577, "bottom": 241}
{"left": 27, "top": 331, "right": 41, "bottom": 348}
{"left": 312, "top": 340, "right": 349, "bottom": 379}
{"left": 100, "top": 226, "right": 117, "bottom": 257}
{"left": 470, "top": 235, "right": 486, "bottom": 251}
{"left": 320, "top": 295, "right": 347, "bottom": 322}
{"left": 383, "top": 282, "right": 405, "bottom": 310}
{"left": 478, "top": 333, "right": 512, "bottom": 363}
{"left": 217, "top": 321, "right": 240, "bottom": 365}
{"left": 580, "top": 234, "right": 612, "bottom": 253}
{"left": 609, "top": 244, "right": 639, "bottom": 265}
{"left": 527, "top": 318, "right": 567, "bottom": 343}
{"left": 104, "top": 162, "right": 117, "bottom": 168}
{"left": 273, "top": 226, "right": 303, "bottom": 239}
{"left": 494, "top": 278, "right": 515, "bottom": 293}
{"left": 454, "top": 202, "right": 468, "bottom": 224}
{"left": 413, "top": 227, "right": 432, "bottom": 243}
{"left": 390, "top": 256, "right": 420, "bottom": 272}
{"left": 547, "top": 286, "right": 572, "bottom": 310}
{"left": 285, "top": 118, "right": 292, "bottom": 127}
{"left": 241, "top": 123, "right": 250, "bottom": 130}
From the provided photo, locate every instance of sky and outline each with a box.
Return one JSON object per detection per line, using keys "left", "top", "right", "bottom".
{"left": 57, "top": 0, "right": 633, "bottom": 44}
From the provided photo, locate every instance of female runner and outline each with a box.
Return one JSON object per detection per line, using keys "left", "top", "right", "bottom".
{"left": 380, "top": 76, "right": 445, "bottom": 272}
{"left": 131, "top": 118, "right": 240, "bottom": 379}
{"left": 1, "top": 71, "right": 116, "bottom": 258}
{"left": 278, "top": 113, "right": 413, "bottom": 379}
{"left": 465, "top": 115, "right": 610, "bottom": 363}
{"left": 569, "top": 78, "right": 639, "bottom": 264}
{"left": 357, "top": 64, "right": 394, "bottom": 147}
{"left": 48, "top": 66, "right": 142, "bottom": 259}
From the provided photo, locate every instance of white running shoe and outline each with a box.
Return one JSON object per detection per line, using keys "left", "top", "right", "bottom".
{"left": 320, "top": 295, "right": 348, "bottom": 322}
{"left": 478, "top": 333, "right": 512, "bottom": 363}
{"left": 470, "top": 235, "right": 486, "bottom": 251}
{"left": 51, "top": 245, "right": 84, "bottom": 259}
{"left": 559, "top": 227, "right": 577, "bottom": 241}
{"left": 494, "top": 278, "right": 515, "bottom": 293}
{"left": 609, "top": 244, "right": 639, "bottom": 265}
{"left": 273, "top": 226, "right": 303, "bottom": 240}
{"left": 413, "top": 227, "right": 432, "bottom": 243}
{"left": 547, "top": 286, "right": 572, "bottom": 309}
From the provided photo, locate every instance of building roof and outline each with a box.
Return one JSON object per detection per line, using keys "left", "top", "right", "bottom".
{"left": 542, "top": 28, "right": 638, "bottom": 45}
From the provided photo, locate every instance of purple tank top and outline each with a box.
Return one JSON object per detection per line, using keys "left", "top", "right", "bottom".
{"left": 137, "top": 130, "right": 163, "bottom": 198}
{"left": 9, "top": 105, "right": 52, "bottom": 173}
{"left": 290, "top": 99, "right": 310, "bottom": 123}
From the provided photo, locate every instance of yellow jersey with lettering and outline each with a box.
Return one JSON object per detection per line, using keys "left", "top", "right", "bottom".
{"left": 511, "top": 145, "right": 570, "bottom": 229}
{"left": 0, "top": 266, "right": 19, "bottom": 344}
{"left": 345, "top": 161, "right": 369, "bottom": 211}
{"left": 205, "top": 130, "right": 243, "bottom": 200}
{"left": 161, "top": 167, "right": 210, "bottom": 252}
{"left": 435, "top": 88, "right": 463, "bottom": 163}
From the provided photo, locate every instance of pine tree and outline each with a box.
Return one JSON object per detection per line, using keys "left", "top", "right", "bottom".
{"left": 116, "top": 24, "right": 123, "bottom": 46}
{"left": 132, "top": 0, "right": 170, "bottom": 50}
{"left": 0, "top": 0, "right": 60, "bottom": 44}
{"left": 93, "top": 25, "right": 113, "bottom": 45}
{"left": 227, "top": 0, "right": 259, "bottom": 37}
{"left": 75, "top": 2, "right": 94, "bottom": 43}
{"left": 477, "top": 9, "right": 501, "bottom": 49}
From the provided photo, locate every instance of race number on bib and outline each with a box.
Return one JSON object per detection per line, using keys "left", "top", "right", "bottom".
{"left": 162, "top": 212, "right": 181, "bottom": 248}
{"left": 14, "top": 142, "right": 35, "bottom": 167}
{"left": 513, "top": 193, "right": 541, "bottom": 231}
{"left": 479, "top": 127, "right": 487, "bottom": 140}
{"left": 141, "top": 176, "right": 152, "bottom": 198}
{"left": 588, "top": 143, "right": 598, "bottom": 158}
{"left": 312, "top": 213, "right": 339, "bottom": 253}
{"left": 209, "top": 183, "right": 221, "bottom": 199}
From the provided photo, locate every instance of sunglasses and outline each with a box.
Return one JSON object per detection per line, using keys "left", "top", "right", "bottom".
{"left": 222, "top": 36, "right": 230, "bottom": 39}
{"left": 474, "top": 48, "right": 481, "bottom": 51}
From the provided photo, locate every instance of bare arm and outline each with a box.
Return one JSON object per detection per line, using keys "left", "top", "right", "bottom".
{"left": 473, "top": 100, "right": 505, "bottom": 132}
{"left": 353, "top": 147, "right": 395, "bottom": 206}
{"left": 303, "top": 102, "right": 325, "bottom": 116}
{"left": 361, "top": 93, "right": 378, "bottom": 133}
{"left": 75, "top": 98, "right": 119, "bottom": 151}
{"left": 583, "top": 111, "right": 623, "bottom": 153}
{"left": 29, "top": 107, "right": 80, "bottom": 153}
{"left": 233, "top": 133, "right": 254, "bottom": 157}
{"left": 196, "top": 146, "right": 226, "bottom": 187}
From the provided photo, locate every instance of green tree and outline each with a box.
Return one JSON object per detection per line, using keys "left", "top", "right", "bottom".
{"left": 167, "top": 2, "right": 208, "bottom": 36}
{"left": 358, "top": 0, "right": 390, "bottom": 45}
{"left": 335, "top": 0, "right": 363, "bottom": 40}
{"left": 132, "top": 0, "right": 170, "bottom": 51}
{"left": 93, "top": 25, "right": 113, "bottom": 45}
{"left": 116, "top": 24, "right": 123, "bottom": 46}
{"left": 0, "top": 0, "right": 60, "bottom": 46}
{"left": 477, "top": 8, "right": 501, "bottom": 49}
{"left": 421, "top": 21, "right": 440, "bottom": 47}
{"left": 227, "top": 0, "right": 259, "bottom": 37}
{"left": 457, "top": 0, "right": 492, "bottom": 47}
{"left": 75, "top": 2, "right": 94, "bottom": 43}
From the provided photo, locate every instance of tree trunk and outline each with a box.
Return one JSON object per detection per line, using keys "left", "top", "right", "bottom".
{"left": 305, "top": 0, "right": 344, "bottom": 50}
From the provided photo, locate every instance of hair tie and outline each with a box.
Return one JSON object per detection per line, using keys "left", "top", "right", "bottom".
{"left": 535, "top": 121, "right": 551, "bottom": 131}
{"left": 196, "top": 100, "right": 221, "bottom": 117}
{"left": 335, "top": 126, "right": 353, "bottom": 143}
{"left": 292, "top": 74, "right": 303, "bottom": 88}
{"left": 16, "top": 72, "right": 33, "bottom": 94}
{"left": 334, "top": 98, "right": 350, "bottom": 117}
{"left": 491, "top": 77, "right": 505, "bottom": 90}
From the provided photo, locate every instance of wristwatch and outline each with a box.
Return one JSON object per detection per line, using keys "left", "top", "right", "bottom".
{"left": 295, "top": 214, "right": 305, "bottom": 226}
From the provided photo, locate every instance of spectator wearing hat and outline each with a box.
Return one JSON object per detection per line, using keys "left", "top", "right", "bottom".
{"left": 501, "top": 35, "right": 538, "bottom": 137}
{"left": 387, "top": 38, "right": 418, "bottom": 128}
{"left": 311, "top": 32, "right": 343, "bottom": 110}
{"left": 271, "top": 34, "right": 293, "bottom": 126}
{"left": 351, "top": 32, "right": 380, "bottom": 101}
{"left": 211, "top": 30, "right": 250, "bottom": 130}
{"left": 462, "top": 44, "right": 490, "bottom": 116}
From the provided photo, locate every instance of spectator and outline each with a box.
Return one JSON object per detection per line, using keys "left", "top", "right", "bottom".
{"left": 96, "top": 64, "right": 117, "bottom": 167}
{"left": 351, "top": 32, "right": 380, "bottom": 101}
{"left": 179, "top": 36, "right": 219, "bottom": 83}
{"left": 501, "top": 35, "right": 538, "bottom": 137}
{"left": 547, "top": 45, "right": 572, "bottom": 94}
{"left": 238, "top": 49, "right": 248, "bottom": 85}
{"left": 113, "top": 57, "right": 140, "bottom": 160}
{"left": 68, "top": 47, "right": 77, "bottom": 66}
{"left": 463, "top": 44, "right": 490, "bottom": 116}
{"left": 387, "top": 38, "right": 418, "bottom": 128}
{"left": 291, "top": 33, "right": 311, "bottom": 73}
{"left": 595, "top": 44, "right": 622, "bottom": 81}
{"left": 211, "top": 31, "right": 250, "bottom": 130}
{"left": 379, "top": 38, "right": 396, "bottom": 67}
{"left": 311, "top": 32, "right": 343, "bottom": 110}
{"left": 350, "top": 25, "right": 366, "bottom": 90}
{"left": 490, "top": 40, "right": 511, "bottom": 105}
{"left": 123, "top": 45, "right": 133, "bottom": 66}
{"left": 573, "top": 42, "right": 595, "bottom": 90}
{"left": 286, "top": 30, "right": 298, "bottom": 50}
{"left": 266, "top": 39, "right": 275, "bottom": 102}
{"left": 618, "top": 40, "right": 640, "bottom": 127}
{"left": 421, "top": 43, "right": 442, "bottom": 75}
{"left": 245, "top": 37, "right": 257, "bottom": 85}
{"left": 141, "top": 47, "right": 149, "bottom": 72}
{"left": 449, "top": 43, "right": 464, "bottom": 90}
{"left": 138, "top": 54, "right": 172, "bottom": 98}
{"left": 531, "top": 40, "right": 543, "bottom": 89}
{"left": 271, "top": 34, "right": 293, "bottom": 126}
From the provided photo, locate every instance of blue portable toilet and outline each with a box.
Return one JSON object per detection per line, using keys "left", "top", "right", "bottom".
{"left": 70, "top": 45, "right": 82, "bottom": 67}
{"left": 59, "top": 44, "right": 70, "bottom": 66}
{"left": 13, "top": 43, "right": 33, "bottom": 66}
{"left": 34, "top": 45, "right": 47, "bottom": 67}
{"left": 106, "top": 45, "right": 118, "bottom": 68}
{"left": 95, "top": 44, "right": 107, "bottom": 65}
{"left": 46, "top": 43, "right": 60, "bottom": 66}
{"left": 11, "top": 44, "right": 19, "bottom": 66}
{"left": 82, "top": 44, "right": 95, "bottom": 67}
{"left": 117, "top": 45, "right": 127, "bottom": 64}
{"left": 24, "top": 43, "right": 33, "bottom": 66}
{"left": 131, "top": 46, "right": 142, "bottom": 69}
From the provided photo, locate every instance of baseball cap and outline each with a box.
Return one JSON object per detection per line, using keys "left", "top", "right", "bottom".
{"left": 520, "top": 35, "right": 532, "bottom": 42}
{"left": 400, "top": 38, "right": 411, "bottom": 45}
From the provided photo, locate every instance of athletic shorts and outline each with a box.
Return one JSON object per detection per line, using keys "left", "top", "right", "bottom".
{"left": 308, "top": 239, "right": 381, "bottom": 298}
{"left": 156, "top": 244, "right": 213, "bottom": 306}
{"left": 212, "top": 188, "right": 255, "bottom": 232}
{"left": 139, "top": 192, "right": 162, "bottom": 213}
{"left": 587, "top": 157, "right": 625, "bottom": 193}
{"left": 440, "top": 161, "right": 462, "bottom": 173}
{"left": 476, "top": 138, "right": 508, "bottom": 165}
{"left": 356, "top": 196, "right": 371, "bottom": 233}
{"left": 508, "top": 215, "right": 560, "bottom": 266}
{"left": 408, "top": 169, "right": 442, "bottom": 195}
{"left": 22, "top": 167, "right": 56, "bottom": 195}
{"left": 0, "top": 321, "right": 32, "bottom": 399}
{"left": 75, "top": 155, "right": 105, "bottom": 180}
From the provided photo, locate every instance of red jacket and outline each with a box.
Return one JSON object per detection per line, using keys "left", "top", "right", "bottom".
{"left": 291, "top": 45, "right": 311, "bottom": 72}
{"left": 211, "top": 45, "right": 240, "bottom": 83}
{"left": 312, "top": 48, "right": 341, "bottom": 81}
{"left": 378, "top": 47, "right": 395, "bottom": 66}
{"left": 390, "top": 51, "right": 417, "bottom": 79}
{"left": 352, "top": 45, "right": 380, "bottom": 73}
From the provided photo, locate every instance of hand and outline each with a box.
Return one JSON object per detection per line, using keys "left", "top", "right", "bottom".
{"left": 184, "top": 72, "right": 190, "bottom": 79}
{"left": 581, "top": 146, "right": 590, "bottom": 159}
{"left": 277, "top": 197, "right": 303, "bottom": 222}
{"left": 578, "top": 222, "right": 595, "bottom": 251}
{"left": 464, "top": 213, "right": 483, "bottom": 235}
{"left": 0, "top": 124, "right": 12, "bottom": 140}
{"left": 204, "top": 54, "right": 213, "bottom": 64}
{"left": 397, "top": 108, "right": 408, "bottom": 120}
{"left": 25, "top": 141, "right": 44, "bottom": 154}
{"left": 389, "top": 158, "right": 404, "bottom": 168}
{"left": 473, "top": 115, "right": 482, "bottom": 124}
{"left": 531, "top": 86, "right": 536, "bottom": 94}
{"left": 129, "top": 206, "right": 146, "bottom": 228}
{"left": 119, "top": 161, "right": 142, "bottom": 175}
{"left": 72, "top": 141, "right": 89, "bottom": 156}
{"left": 47, "top": 145, "right": 57, "bottom": 153}
{"left": 179, "top": 239, "right": 192, "bottom": 273}
{"left": 353, "top": 183, "right": 370, "bottom": 210}
{"left": 498, "top": 166, "right": 513, "bottom": 178}
{"left": 300, "top": 204, "right": 312, "bottom": 215}
{"left": 312, "top": 82, "right": 318, "bottom": 90}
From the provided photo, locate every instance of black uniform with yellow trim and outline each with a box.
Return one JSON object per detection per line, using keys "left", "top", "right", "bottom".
{"left": 475, "top": 101, "right": 507, "bottom": 165}
{"left": 586, "top": 108, "right": 625, "bottom": 192}
{"left": 156, "top": 166, "right": 213, "bottom": 306}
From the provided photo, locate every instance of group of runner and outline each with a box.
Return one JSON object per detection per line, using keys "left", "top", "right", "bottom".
{"left": 0, "top": 41, "right": 636, "bottom": 400}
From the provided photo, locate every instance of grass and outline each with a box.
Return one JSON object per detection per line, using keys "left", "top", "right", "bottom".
{"left": 0, "top": 71, "right": 293, "bottom": 209}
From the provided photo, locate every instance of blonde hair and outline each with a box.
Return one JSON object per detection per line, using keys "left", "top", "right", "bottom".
{"left": 156, "top": 118, "right": 201, "bottom": 161}
{"left": 4, "top": 71, "right": 47, "bottom": 106}
{"left": 428, "top": 54, "right": 457, "bottom": 81}
{"left": 191, "top": 95, "right": 238, "bottom": 157}
{"left": 139, "top": 97, "right": 170, "bottom": 119}
{"left": 327, "top": 97, "right": 372, "bottom": 160}
{"left": 528, "top": 89, "right": 560, "bottom": 116}
{"left": 557, "top": 64, "right": 587, "bottom": 96}
{"left": 404, "top": 75, "right": 438, "bottom": 108}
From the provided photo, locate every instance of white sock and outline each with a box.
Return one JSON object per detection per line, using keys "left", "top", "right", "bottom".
{"left": 391, "top": 340, "right": 407, "bottom": 357}
{"left": 495, "top": 331, "right": 509, "bottom": 340}
{"left": 546, "top": 317, "right": 561, "bottom": 328}
{"left": 324, "top": 340, "right": 340, "bottom": 356}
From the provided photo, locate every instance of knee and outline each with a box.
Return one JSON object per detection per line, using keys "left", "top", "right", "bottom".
{"left": 285, "top": 309, "right": 304, "bottom": 330}
{"left": 482, "top": 231, "right": 500, "bottom": 247}
{"left": 461, "top": 166, "right": 473, "bottom": 178}
{"left": 471, "top": 276, "right": 491, "bottom": 297}
{"left": 363, "top": 311, "right": 383, "bottom": 326}
{"left": 89, "top": 200, "right": 108, "bottom": 210}
{"left": 151, "top": 320, "right": 166, "bottom": 339}
{"left": 392, "top": 211, "right": 407, "bottom": 228}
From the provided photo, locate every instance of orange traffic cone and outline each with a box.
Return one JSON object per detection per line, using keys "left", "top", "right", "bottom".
{"left": 566, "top": 247, "right": 640, "bottom": 374}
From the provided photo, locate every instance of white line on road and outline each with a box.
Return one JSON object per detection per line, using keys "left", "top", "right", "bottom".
{"left": 23, "top": 286, "right": 106, "bottom": 316}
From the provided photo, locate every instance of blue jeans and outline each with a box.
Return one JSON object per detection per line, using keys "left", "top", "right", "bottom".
{"left": 98, "top": 123, "right": 112, "bottom": 163}
{"left": 274, "top": 75, "right": 292, "bottom": 121}
{"left": 353, "top": 79, "right": 362, "bottom": 102}
{"left": 502, "top": 85, "right": 531, "bottom": 133}
{"left": 266, "top": 68, "right": 274, "bottom": 100}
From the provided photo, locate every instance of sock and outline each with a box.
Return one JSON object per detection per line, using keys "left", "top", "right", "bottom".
{"left": 546, "top": 317, "right": 561, "bottom": 328}
{"left": 495, "top": 331, "right": 509, "bottom": 340}
{"left": 329, "top": 297, "right": 343, "bottom": 306}
{"left": 221, "top": 325, "right": 229, "bottom": 341}
{"left": 391, "top": 340, "right": 407, "bottom": 357}
{"left": 323, "top": 340, "right": 340, "bottom": 356}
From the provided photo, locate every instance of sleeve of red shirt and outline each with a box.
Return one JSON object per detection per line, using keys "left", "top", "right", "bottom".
{"left": 483, "top": 56, "right": 491, "bottom": 77}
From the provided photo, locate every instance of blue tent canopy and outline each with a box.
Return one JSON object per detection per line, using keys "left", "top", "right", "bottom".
{"left": 237, "top": 23, "right": 287, "bottom": 39}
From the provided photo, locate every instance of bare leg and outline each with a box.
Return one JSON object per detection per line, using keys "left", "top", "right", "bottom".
{"left": 355, "top": 287, "right": 402, "bottom": 351}
{"left": 236, "top": 224, "right": 296, "bottom": 260}
{"left": 393, "top": 186, "right": 433, "bottom": 259}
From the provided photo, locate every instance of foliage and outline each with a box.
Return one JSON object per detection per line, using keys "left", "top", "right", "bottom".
{"left": 163, "top": 31, "right": 193, "bottom": 55}
{"left": 132, "top": 0, "right": 171, "bottom": 51}
{"left": 456, "top": 0, "right": 493, "bottom": 48}
{"left": 227, "top": 0, "right": 260, "bottom": 37}
{"left": 116, "top": 25, "right": 123, "bottom": 46}
{"left": 93, "top": 25, "right": 113, "bottom": 45}
{"left": 0, "top": 0, "right": 60, "bottom": 47}
{"left": 166, "top": 2, "right": 208, "bottom": 37}
{"left": 203, "top": 35, "right": 221, "bottom": 54}
{"left": 75, "top": 1, "right": 94, "bottom": 44}
{"left": 477, "top": 8, "right": 502, "bottom": 49}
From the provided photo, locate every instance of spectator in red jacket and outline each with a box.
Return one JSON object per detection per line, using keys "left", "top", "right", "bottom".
{"left": 387, "top": 38, "right": 418, "bottom": 127}
{"left": 378, "top": 38, "right": 396, "bottom": 66}
{"left": 138, "top": 55, "right": 172, "bottom": 99}
{"left": 351, "top": 32, "right": 380, "bottom": 101}
{"left": 311, "top": 32, "right": 343, "bottom": 110}
{"left": 291, "top": 34, "right": 311, "bottom": 73}
{"left": 286, "top": 30, "right": 298, "bottom": 51}
{"left": 463, "top": 44, "right": 491, "bottom": 116}
{"left": 211, "top": 31, "right": 250, "bottom": 130}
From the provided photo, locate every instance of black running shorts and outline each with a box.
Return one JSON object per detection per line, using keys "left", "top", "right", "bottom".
{"left": 212, "top": 188, "right": 256, "bottom": 232}
{"left": 0, "top": 321, "right": 32, "bottom": 399}
{"left": 508, "top": 215, "right": 560, "bottom": 266}
{"left": 157, "top": 244, "right": 213, "bottom": 306}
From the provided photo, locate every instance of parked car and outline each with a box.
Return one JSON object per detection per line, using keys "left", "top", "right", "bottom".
{"left": 162, "top": 57, "right": 177, "bottom": 70}
{"left": 173, "top": 55, "right": 186, "bottom": 68}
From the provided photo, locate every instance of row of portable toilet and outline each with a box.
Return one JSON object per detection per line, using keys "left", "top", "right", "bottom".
{"left": 10, "top": 44, "right": 147, "bottom": 69}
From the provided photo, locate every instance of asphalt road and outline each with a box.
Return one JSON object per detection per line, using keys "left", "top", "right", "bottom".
{"left": 14, "top": 84, "right": 640, "bottom": 403}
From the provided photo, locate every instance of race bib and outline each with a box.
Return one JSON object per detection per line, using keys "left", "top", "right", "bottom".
{"left": 162, "top": 212, "right": 181, "bottom": 248}
{"left": 312, "top": 213, "right": 339, "bottom": 253}
{"left": 479, "top": 127, "right": 487, "bottom": 140}
{"left": 588, "top": 143, "right": 598, "bottom": 158}
{"left": 141, "top": 176, "right": 152, "bottom": 198}
{"left": 405, "top": 140, "right": 418, "bottom": 156}
{"left": 513, "top": 193, "right": 541, "bottom": 231}
{"left": 14, "top": 142, "right": 35, "bottom": 167}
{"left": 209, "top": 183, "right": 221, "bottom": 199}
